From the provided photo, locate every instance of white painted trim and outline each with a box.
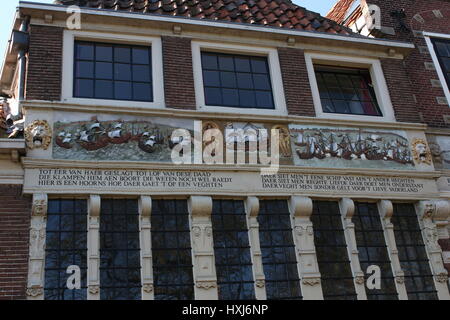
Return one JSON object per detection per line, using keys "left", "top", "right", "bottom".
{"left": 61, "top": 30, "right": 165, "bottom": 109}
{"left": 19, "top": 2, "right": 415, "bottom": 50}
{"left": 423, "top": 33, "right": 450, "bottom": 107}
{"left": 192, "top": 41, "right": 287, "bottom": 116}
{"left": 304, "top": 52, "right": 396, "bottom": 122}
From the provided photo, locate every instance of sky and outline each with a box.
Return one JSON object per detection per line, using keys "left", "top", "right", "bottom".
{"left": 0, "top": 0, "right": 336, "bottom": 65}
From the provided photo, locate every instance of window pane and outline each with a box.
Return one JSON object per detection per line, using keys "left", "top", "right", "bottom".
{"left": 115, "top": 81, "right": 132, "bottom": 100}
{"left": 95, "top": 62, "right": 113, "bottom": 80}
{"left": 132, "top": 48, "right": 150, "bottom": 64}
{"left": 354, "top": 203, "right": 398, "bottom": 300}
{"left": 315, "top": 65, "right": 382, "bottom": 116}
{"left": 100, "top": 199, "right": 141, "bottom": 300}
{"left": 44, "top": 199, "right": 87, "bottom": 300}
{"left": 258, "top": 200, "right": 302, "bottom": 300}
{"left": 201, "top": 52, "right": 274, "bottom": 109}
{"left": 96, "top": 45, "right": 113, "bottom": 62}
{"left": 73, "top": 41, "right": 153, "bottom": 102}
{"left": 132, "top": 65, "right": 151, "bottom": 82}
{"left": 432, "top": 38, "right": 450, "bottom": 88}
{"left": 95, "top": 80, "right": 113, "bottom": 99}
{"left": 75, "top": 61, "right": 94, "bottom": 78}
{"left": 312, "top": 201, "right": 357, "bottom": 300}
{"left": 152, "top": 200, "right": 194, "bottom": 300}
{"left": 133, "top": 83, "right": 152, "bottom": 101}
{"left": 74, "top": 79, "right": 93, "bottom": 98}
{"left": 392, "top": 203, "right": 438, "bottom": 300}
{"left": 76, "top": 43, "right": 94, "bottom": 60}
{"left": 212, "top": 200, "right": 255, "bottom": 300}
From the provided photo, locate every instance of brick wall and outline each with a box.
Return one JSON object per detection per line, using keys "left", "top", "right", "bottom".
{"left": 380, "top": 58, "right": 422, "bottom": 123}
{"left": 359, "top": 0, "right": 450, "bottom": 127}
{"left": 25, "top": 25, "right": 63, "bottom": 101}
{"left": 438, "top": 239, "right": 450, "bottom": 274}
{"left": 161, "top": 36, "right": 196, "bottom": 110}
{"left": 0, "top": 185, "right": 31, "bottom": 300}
{"left": 277, "top": 47, "right": 316, "bottom": 117}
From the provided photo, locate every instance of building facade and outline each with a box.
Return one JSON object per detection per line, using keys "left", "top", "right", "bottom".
{"left": 0, "top": 0, "right": 449, "bottom": 300}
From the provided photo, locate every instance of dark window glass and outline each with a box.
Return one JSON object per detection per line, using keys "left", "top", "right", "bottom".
{"left": 432, "top": 38, "right": 450, "bottom": 88}
{"left": 312, "top": 201, "right": 357, "bottom": 300}
{"left": 315, "top": 65, "right": 382, "bottom": 116}
{"left": 45, "top": 199, "right": 88, "bottom": 300}
{"left": 354, "top": 203, "right": 398, "bottom": 300}
{"left": 258, "top": 200, "right": 302, "bottom": 300}
{"left": 151, "top": 200, "right": 194, "bottom": 300}
{"left": 392, "top": 203, "right": 438, "bottom": 300}
{"left": 74, "top": 41, "right": 152, "bottom": 102}
{"left": 100, "top": 199, "right": 141, "bottom": 300}
{"left": 201, "top": 52, "right": 275, "bottom": 109}
{"left": 212, "top": 200, "right": 255, "bottom": 300}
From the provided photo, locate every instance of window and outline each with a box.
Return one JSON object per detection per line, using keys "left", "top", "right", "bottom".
{"left": 151, "top": 200, "right": 194, "bottom": 300}
{"left": 258, "top": 200, "right": 302, "bottom": 300}
{"left": 201, "top": 52, "right": 275, "bottom": 109}
{"left": 311, "top": 201, "right": 357, "bottom": 300}
{"left": 431, "top": 38, "right": 450, "bottom": 88}
{"left": 392, "top": 203, "right": 438, "bottom": 300}
{"left": 315, "top": 65, "right": 382, "bottom": 116}
{"left": 354, "top": 203, "right": 398, "bottom": 300}
{"left": 45, "top": 199, "right": 87, "bottom": 300}
{"left": 74, "top": 41, "right": 153, "bottom": 102}
{"left": 211, "top": 200, "right": 255, "bottom": 300}
{"left": 100, "top": 199, "right": 141, "bottom": 300}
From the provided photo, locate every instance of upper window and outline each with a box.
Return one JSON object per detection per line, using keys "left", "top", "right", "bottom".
{"left": 315, "top": 65, "right": 382, "bottom": 117}
{"left": 431, "top": 38, "right": 450, "bottom": 88}
{"left": 74, "top": 41, "right": 153, "bottom": 102}
{"left": 201, "top": 52, "right": 275, "bottom": 109}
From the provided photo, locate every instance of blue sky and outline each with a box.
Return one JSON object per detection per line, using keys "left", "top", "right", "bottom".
{"left": 0, "top": 0, "right": 336, "bottom": 65}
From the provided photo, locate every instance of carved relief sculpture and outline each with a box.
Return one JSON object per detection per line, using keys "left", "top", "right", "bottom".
{"left": 411, "top": 138, "right": 432, "bottom": 165}
{"left": 25, "top": 120, "right": 52, "bottom": 150}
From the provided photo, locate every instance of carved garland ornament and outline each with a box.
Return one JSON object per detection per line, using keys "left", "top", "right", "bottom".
{"left": 26, "top": 285, "right": 44, "bottom": 297}
{"left": 25, "top": 120, "right": 52, "bottom": 150}
{"left": 89, "top": 285, "right": 99, "bottom": 295}
{"left": 411, "top": 138, "right": 432, "bottom": 165}
{"left": 196, "top": 281, "right": 217, "bottom": 289}
{"left": 143, "top": 283, "right": 154, "bottom": 293}
{"left": 302, "top": 277, "right": 320, "bottom": 286}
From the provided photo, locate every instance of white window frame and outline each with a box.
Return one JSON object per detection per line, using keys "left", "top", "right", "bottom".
{"left": 192, "top": 41, "right": 288, "bottom": 116}
{"left": 423, "top": 31, "right": 450, "bottom": 107}
{"left": 62, "top": 30, "right": 165, "bottom": 109}
{"left": 304, "top": 52, "right": 396, "bottom": 122}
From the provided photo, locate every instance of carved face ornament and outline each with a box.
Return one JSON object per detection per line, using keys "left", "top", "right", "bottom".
{"left": 411, "top": 138, "right": 432, "bottom": 165}
{"left": 25, "top": 120, "right": 52, "bottom": 150}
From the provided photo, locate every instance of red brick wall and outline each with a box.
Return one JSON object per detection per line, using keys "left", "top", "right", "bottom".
{"left": 380, "top": 58, "right": 422, "bottom": 123}
{"left": 277, "top": 47, "right": 316, "bottom": 117}
{"left": 359, "top": 0, "right": 450, "bottom": 127}
{"left": 0, "top": 185, "right": 31, "bottom": 300}
{"left": 161, "top": 36, "right": 196, "bottom": 110}
{"left": 25, "top": 25, "right": 63, "bottom": 101}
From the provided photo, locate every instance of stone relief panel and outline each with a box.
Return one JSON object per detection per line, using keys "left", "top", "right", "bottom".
{"left": 427, "top": 135, "right": 450, "bottom": 170}
{"left": 53, "top": 116, "right": 194, "bottom": 162}
{"left": 289, "top": 125, "right": 415, "bottom": 170}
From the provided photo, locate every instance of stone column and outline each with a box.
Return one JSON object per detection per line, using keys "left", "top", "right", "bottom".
{"left": 26, "top": 194, "right": 48, "bottom": 300}
{"left": 339, "top": 198, "right": 366, "bottom": 300}
{"left": 377, "top": 200, "right": 408, "bottom": 300}
{"left": 87, "top": 195, "right": 101, "bottom": 300}
{"left": 188, "top": 196, "right": 218, "bottom": 300}
{"left": 416, "top": 201, "right": 450, "bottom": 300}
{"left": 289, "top": 196, "right": 323, "bottom": 300}
{"left": 139, "top": 196, "right": 154, "bottom": 300}
{"left": 245, "top": 197, "right": 266, "bottom": 300}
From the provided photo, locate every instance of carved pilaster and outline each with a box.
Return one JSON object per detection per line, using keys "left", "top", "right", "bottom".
{"left": 139, "top": 196, "right": 154, "bottom": 300}
{"left": 377, "top": 200, "right": 408, "bottom": 300}
{"left": 289, "top": 196, "right": 323, "bottom": 300}
{"left": 26, "top": 194, "right": 48, "bottom": 300}
{"left": 339, "top": 198, "right": 366, "bottom": 300}
{"left": 245, "top": 197, "right": 266, "bottom": 300}
{"left": 416, "top": 201, "right": 450, "bottom": 300}
{"left": 27, "top": 194, "right": 48, "bottom": 300}
{"left": 188, "top": 196, "right": 218, "bottom": 300}
{"left": 87, "top": 195, "right": 101, "bottom": 300}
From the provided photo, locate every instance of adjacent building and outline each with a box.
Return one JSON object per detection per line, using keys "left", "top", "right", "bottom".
{"left": 0, "top": 0, "right": 448, "bottom": 300}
